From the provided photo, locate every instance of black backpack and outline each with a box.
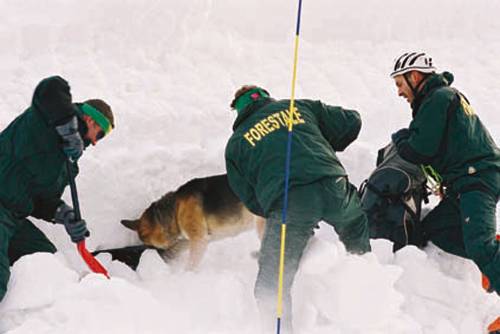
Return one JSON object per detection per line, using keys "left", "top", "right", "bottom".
{"left": 360, "top": 143, "right": 428, "bottom": 251}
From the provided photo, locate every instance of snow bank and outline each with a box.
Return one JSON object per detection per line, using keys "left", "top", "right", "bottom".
{"left": 0, "top": 0, "right": 498, "bottom": 333}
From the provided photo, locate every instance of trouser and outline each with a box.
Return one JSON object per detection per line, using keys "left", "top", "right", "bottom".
{"left": 422, "top": 171, "right": 500, "bottom": 293}
{"left": 254, "top": 176, "right": 370, "bottom": 332}
{"left": 0, "top": 207, "right": 56, "bottom": 302}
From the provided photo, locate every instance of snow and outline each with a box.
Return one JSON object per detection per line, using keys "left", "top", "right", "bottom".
{"left": 0, "top": 0, "right": 499, "bottom": 333}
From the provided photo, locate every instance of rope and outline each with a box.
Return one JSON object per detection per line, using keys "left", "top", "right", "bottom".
{"left": 420, "top": 164, "right": 443, "bottom": 197}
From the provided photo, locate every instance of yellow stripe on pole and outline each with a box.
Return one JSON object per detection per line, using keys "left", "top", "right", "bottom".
{"left": 276, "top": 224, "right": 287, "bottom": 316}
{"left": 276, "top": 32, "right": 300, "bottom": 322}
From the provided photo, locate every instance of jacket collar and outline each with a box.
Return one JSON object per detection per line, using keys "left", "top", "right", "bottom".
{"left": 232, "top": 98, "right": 273, "bottom": 131}
{"left": 411, "top": 71, "right": 454, "bottom": 116}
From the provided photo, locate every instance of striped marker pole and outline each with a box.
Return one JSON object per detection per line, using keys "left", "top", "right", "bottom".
{"left": 276, "top": 0, "right": 303, "bottom": 333}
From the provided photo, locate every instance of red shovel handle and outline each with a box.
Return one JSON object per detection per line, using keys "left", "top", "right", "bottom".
{"left": 77, "top": 240, "right": 110, "bottom": 279}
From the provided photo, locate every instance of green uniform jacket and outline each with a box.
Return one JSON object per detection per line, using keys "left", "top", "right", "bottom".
{"left": 395, "top": 72, "right": 500, "bottom": 191}
{"left": 225, "top": 98, "right": 362, "bottom": 216}
{"left": 0, "top": 76, "right": 79, "bottom": 224}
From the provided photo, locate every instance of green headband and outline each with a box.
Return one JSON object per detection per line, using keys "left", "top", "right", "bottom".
{"left": 81, "top": 103, "right": 112, "bottom": 135}
{"left": 234, "top": 88, "right": 269, "bottom": 113}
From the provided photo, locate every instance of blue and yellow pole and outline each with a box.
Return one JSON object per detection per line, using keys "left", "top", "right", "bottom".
{"left": 276, "top": 0, "right": 303, "bottom": 332}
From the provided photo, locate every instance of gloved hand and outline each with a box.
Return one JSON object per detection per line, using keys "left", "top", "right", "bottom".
{"left": 54, "top": 202, "right": 90, "bottom": 243}
{"left": 55, "top": 116, "right": 84, "bottom": 160}
{"left": 391, "top": 128, "right": 410, "bottom": 146}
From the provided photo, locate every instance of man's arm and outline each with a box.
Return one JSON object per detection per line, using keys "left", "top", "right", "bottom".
{"left": 31, "top": 159, "right": 79, "bottom": 221}
{"left": 31, "top": 76, "right": 78, "bottom": 126}
{"left": 225, "top": 158, "right": 265, "bottom": 217}
{"left": 395, "top": 91, "right": 456, "bottom": 164}
{"left": 310, "top": 100, "right": 362, "bottom": 151}
{"left": 32, "top": 76, "right": 85, "bottom": 160}
{"left": 31, "top": 196, "right": 64, "bottom": 222}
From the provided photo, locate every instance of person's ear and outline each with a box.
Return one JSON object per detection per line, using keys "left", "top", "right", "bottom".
{"left": 410, "top": 71, "right": 423, "bottom": 86}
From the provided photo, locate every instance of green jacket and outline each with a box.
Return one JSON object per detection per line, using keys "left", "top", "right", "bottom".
{"left": 0, "top": 76, "right": 79, "bottom": 223}
{"left": 396, "top": 72, "right": 500, "bottom": 191}
{"left": 225, "top": 98, "right": 362, "bottom": 216}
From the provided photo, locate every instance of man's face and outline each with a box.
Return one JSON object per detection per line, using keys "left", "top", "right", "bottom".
{"left": 83, "top": 115, "right": 105, "bottom": 146}
{"left": 393, "top": 74, "right": 414, "bottom": 104}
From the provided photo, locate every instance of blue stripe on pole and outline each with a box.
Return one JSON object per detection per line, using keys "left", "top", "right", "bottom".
{"left": 281, "top": 130, "right": 294, "bottom": 225}
{"left": 295, "top": 0, "right": 303, "bottom": 35}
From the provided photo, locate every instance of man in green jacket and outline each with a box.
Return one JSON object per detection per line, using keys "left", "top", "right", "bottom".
{"left": 0, "top": 75, "right": 115, "bottom": 302}
{"left": 225, "top": 85, "right": 370, "bottom": 332}
{"left": 389, "top": 52, "right": 500, "bottom": 333}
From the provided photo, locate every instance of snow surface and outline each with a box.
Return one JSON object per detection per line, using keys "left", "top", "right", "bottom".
{"left": 0, "top": 0, "right": 499, "bottom": 333}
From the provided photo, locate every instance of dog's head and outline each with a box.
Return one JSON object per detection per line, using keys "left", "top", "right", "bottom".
{"left": 121, "top": 192, "right": 179, "bottom": 249}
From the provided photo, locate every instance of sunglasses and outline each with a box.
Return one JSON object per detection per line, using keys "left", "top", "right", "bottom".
{"left": 96, "top": 130, "right": 105, "bottom": 141}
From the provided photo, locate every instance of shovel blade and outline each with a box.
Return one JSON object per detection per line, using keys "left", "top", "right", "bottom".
{"left": 77, "top": 241, "right": 110, "bottom": 279}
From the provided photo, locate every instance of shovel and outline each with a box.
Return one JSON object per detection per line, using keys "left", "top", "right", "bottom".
{"left": 66, "top": 159, "right": 110, "bottom": 279}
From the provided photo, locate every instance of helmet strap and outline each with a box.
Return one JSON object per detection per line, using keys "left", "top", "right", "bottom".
{"left": 404, "top": 72, "right": 430, "bottom": 101}
{"left": 414, "top": 74, "right": 429, "bottom": 92}
{"left": 403, "top": 72, "right": 417, "bottom": 98}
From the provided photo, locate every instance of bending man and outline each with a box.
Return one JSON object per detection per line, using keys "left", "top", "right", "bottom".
{"left": 0, "top": 76, "right": 115, "bottom": 301}
{"left": 225, "top": 85, "right": 370, "bottom": 332}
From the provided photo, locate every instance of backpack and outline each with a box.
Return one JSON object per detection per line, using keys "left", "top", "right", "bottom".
{"left": 360, "top": 143, "right": 428, "bottom": 251}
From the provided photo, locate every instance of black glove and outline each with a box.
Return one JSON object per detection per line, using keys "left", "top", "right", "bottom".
{"left": 55, "top": 116, "right": 84, "bottom": 160}
{"left": 54, "top": 202, "right": 89, "bottom": 243}
{"left": 391, "top": 128, "right": 410, "bottom": 146}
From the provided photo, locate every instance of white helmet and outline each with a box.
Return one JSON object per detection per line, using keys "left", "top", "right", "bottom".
{"left": 390, "top": 52, "right": 436, "bottom": 78}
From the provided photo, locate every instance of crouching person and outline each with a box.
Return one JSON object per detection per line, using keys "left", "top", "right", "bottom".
{"left": 225, "top": 85, "right": 371, "bottom": 332}
{"left": 388, "top": 52, "right": 500, "bottom": 333}
{"left": 0, "top": 76, "right": 114, "bottom": 302}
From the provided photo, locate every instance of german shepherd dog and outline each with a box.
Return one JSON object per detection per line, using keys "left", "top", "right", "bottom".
{"left": 121, "top": 174, "right": 264, "bottom": 270}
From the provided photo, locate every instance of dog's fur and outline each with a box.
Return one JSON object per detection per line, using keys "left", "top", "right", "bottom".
{"left": 121, "top": 174, "right": 264, "bottom": 269}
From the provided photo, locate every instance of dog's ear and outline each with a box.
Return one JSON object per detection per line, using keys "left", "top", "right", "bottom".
{"left": 121, "top": 219, "right": 140, "bottom": 231}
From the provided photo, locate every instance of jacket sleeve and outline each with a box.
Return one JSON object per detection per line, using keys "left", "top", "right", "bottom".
{"left": 31, "top": 76, "right": 78, "bottom": 126}
{"left": 31, "top": 196, "right": 64, "bottom": 221}
{"left": 311, "top": 101, "right": 362, "bottom": 151}
{"left": 225, "top": 157, "right": 264, "bottom": 217}
{"left": 30, "top": 162, "right": 77, "bottom": 221}
{"left": 395, "top": 91, "right": 455, "bottom": 164}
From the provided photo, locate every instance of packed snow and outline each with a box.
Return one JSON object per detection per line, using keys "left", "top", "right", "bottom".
{"left": 0, "top": 0, "right": 499, "bottom": 333}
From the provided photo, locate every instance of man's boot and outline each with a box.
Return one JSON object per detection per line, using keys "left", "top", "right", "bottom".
{"left": 488, "top": 317, "right": 500, "bottom": 334}
{"left": 481, "top": 235, "right": 500, "bottom": 293}
{"left": 483, "top": 274, "right": 494, "bottom": 293}
{"left": 484, "top": 235, "right": 500, "bottom": 333}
